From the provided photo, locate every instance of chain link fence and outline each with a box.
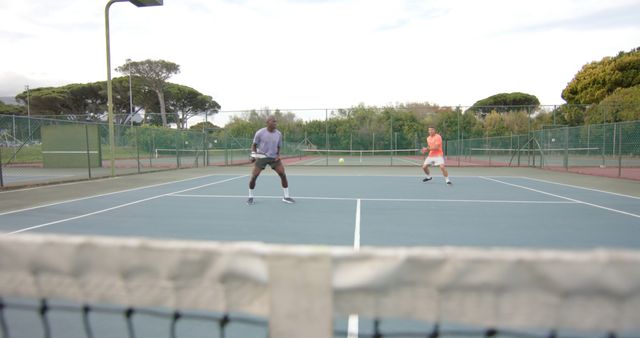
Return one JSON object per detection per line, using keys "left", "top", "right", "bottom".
{"left": 0, "top": 115, "right": 249, "bottom": 188}
{"left": 445, "top": 121, "right": 640, "bottom": 179}
{"left": 2, "top": 108, "right": 639, "bottom": 187}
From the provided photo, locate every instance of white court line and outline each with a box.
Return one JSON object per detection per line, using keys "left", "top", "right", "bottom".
{"left": 481, "top": 176, "right": 640, "bottom": 219}
{"left": 170, "top": 194, "right": 577, "bottom": 204}
{"left": 4, "top": 173, "right": 75, "bottom": 179}
{"left": 522, "top": 177, "right": 640, "bottom": 200}
{"left": 0, "top": 173, "right": 229, "bottom": 216}
{"left": 5, "top": 175, "right": 247, "bottom": 235}
{"left": 284, "top": 174, "right": 520, "bottom": 178}
{"left": 347, "top": 198, "right": 361, "bottom": 338}
{"left": 0, "top": 176, "right": 115, "bottom": 194}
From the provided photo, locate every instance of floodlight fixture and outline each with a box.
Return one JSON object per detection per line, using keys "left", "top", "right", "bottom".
{"left": 129, "top": 0, "right": 163, "bottom": 7}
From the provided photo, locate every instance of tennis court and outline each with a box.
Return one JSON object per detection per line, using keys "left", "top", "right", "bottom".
{"left": 2, "top": 166, "right": 639, "bottom": 248}
{"left": 1, "top": 166, "right": 640, "bottom": 338}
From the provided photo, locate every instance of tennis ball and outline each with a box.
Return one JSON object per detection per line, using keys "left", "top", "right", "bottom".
{"left": 338, "top": 158, "right": 345, "bottom": 164}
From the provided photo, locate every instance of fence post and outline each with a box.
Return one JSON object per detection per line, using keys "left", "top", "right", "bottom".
{"left": 587, "top": 124, "right": 591, "bottom": 156}
{"left": 618, "top": 123, "right": 622, "bottom": 178}
{"left": 150, "top": 128, "right": 155, "bottom": 168}
{"left": 372, "top": 133, "right": 375, "bottom": 155}
{"left": 224, "top": 130, "right": 229, "bottom": 165}
{"left": 510, "top": 133, "right": 515, "bottom": 166}
{"left": 395, "top": 132, "right": 398, "bottom": 152}
{"left": 602, "top": 123, "right": 606, "bottom": 167}
{"left": 175, "top": 132, "right": 180, "bottom": 168}
{"left": 135, "top": 126, "right": 141, "bottom": 173}
{"left": 202, "top": 129, "right": 207, "bottom": 167}
{"left": 324, "top": 109, "right": 328, "bottom": 166}
{"left": 85, "top": 124, "right": 92, "bottom": 179}
{"left": 485, "top": 134, "right": 491, "bottom": 166}
{"left": 563, "top": 126, "right": 569, "bottom": 170}
{"left": 517, "top": 135, "right": 521, "bottom": 166}
{"left": 457, "top": 108, "right": 461, "bottom": 166}
{"left": 540, "top": 129, "right": 545, "bottom": 168}
{"left": 391, "top": 132, "right": 396, "bottom": 166}
{"left": 0, "top": 146, "right": 4, "bottom": 187}
{"left": 612, "top": 123, "right": 617, "bottom": 158}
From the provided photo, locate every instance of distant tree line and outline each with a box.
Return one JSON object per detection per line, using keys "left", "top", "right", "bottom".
{"left": 3, "top": 47, "right": 639, "bottom": 141}
{"left": 560, "top": 46, "right": 640, "bottom": 124}
{"left": 215, "top": 102, "right": 548, "bottom": 150}
{"left": 214, "top": 46, "right": 639, "bottom": 147}
{"left": 7, "top": 59, "right": 220, "bottom": 129}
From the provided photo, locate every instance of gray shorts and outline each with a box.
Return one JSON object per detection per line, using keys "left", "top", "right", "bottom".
{"left": 255, "top": 157, "right": 282, "bottom": 169}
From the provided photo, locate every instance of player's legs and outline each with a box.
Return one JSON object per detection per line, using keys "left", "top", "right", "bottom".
{"left": 273, "top": 161, "right": 294, "bottom": 203}
{"left": 422, "top": 163, "right": 431, "bottom": 176}
{"left": 422, "top": 158, "right": 432, "bottom": 182}
{"left": 273, "top": 161, "right": 288, "bottom": 188}
{"left": 247, "top": 164, "right": 264, "bottom": 205}
{"left": 437, "top": 161, "right": 451, "bottom": 184}
{"left": 439, "top": 165, "right": 448, "bottom": 178}
{"left": 249, "top": 165, "right": 263, "bottom": 189}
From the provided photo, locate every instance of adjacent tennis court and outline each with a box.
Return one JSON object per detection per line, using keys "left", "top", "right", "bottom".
{"left": 1, "top": 166, "right": 640, "bottom": 338}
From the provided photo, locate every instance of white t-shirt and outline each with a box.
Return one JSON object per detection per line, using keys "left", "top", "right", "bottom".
{"left": 252, "top": 127, "right": 282, "bottom": 158}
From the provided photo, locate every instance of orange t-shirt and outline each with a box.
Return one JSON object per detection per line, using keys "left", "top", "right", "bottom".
{"left": 426, "top": 134, "right": 443, "bottom": 157}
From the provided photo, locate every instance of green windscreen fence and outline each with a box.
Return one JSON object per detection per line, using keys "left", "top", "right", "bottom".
{"left": 42, "top": 124, "right": 102, "bottom": 168}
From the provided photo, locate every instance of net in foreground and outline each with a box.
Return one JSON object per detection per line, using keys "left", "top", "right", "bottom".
{"left": 1, "top": 234, "right": 639, "bottom": 338}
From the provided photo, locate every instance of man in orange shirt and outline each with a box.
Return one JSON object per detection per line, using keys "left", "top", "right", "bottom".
{"left": 421, "top": 126, "right": 452, "bottom": 185}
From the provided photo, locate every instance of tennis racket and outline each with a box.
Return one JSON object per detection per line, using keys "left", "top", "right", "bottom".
{"left": 250, "top": 151, "right": 268, "bottom": 160}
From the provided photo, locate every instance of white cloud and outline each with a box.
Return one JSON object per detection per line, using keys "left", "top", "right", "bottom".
{"left": 1, "top": 0, "right": 638, "bottom": 120}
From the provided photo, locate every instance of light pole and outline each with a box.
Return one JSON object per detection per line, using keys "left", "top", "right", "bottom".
{"left": 25, "top": 85, "right": 31, "bottom": 138}
{"left": 105, "top": 0, "right": 163, "bottom": 176}
{"left": 126, "top": 58, "right": 133, "bottom": 127}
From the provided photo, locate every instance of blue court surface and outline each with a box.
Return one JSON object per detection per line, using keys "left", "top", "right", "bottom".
{"left": 2, "top": 170, "right": 639, "bottom": 249}
{"left": 1, "top": 167, "right": 640, "bottom": 338}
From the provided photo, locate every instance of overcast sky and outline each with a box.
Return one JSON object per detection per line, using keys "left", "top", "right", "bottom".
{"left": 1, "top": 0, "right": 639, "bottom": 124}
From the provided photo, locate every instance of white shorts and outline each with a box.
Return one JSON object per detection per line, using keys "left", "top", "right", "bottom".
{"left": 423, "top": 156, "right": 445, "bottom": 167}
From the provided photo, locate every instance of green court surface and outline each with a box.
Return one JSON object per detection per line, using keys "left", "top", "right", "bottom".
{"left": 1, "top": 166, "right": 640, "bottom": 338}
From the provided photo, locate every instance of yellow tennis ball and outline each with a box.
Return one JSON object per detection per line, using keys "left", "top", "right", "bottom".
{"left": 338, "top": 158, "right": 345, "bottom": 164}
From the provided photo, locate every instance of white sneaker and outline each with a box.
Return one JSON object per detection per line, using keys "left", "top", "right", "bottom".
{"left": 282, "top": 197, "right": 295, "bottom": 204}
